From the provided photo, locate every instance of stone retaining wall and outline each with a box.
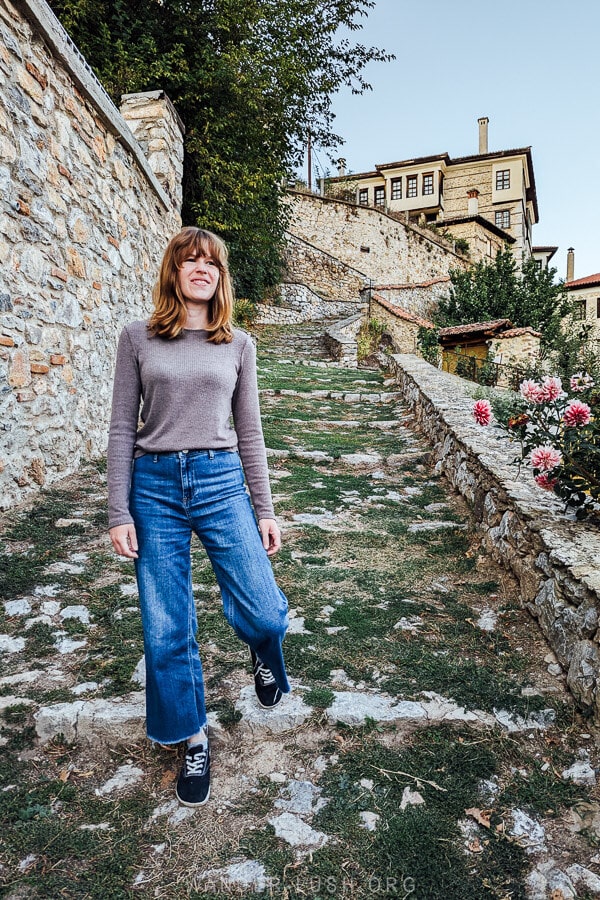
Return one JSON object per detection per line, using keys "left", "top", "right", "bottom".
{"left": 391, "top": 353, "right": 600, "bottom": 719}
{"left": 323, "top": 313, "right": 364, "bottom": 368}
{"left": 284, "top": 232, "right": 368, "bottom": 305}
{"left": 286, "top": 191, "right": 469, "bottom": 288}
{"left": 255, "top": 283, "right": 363, "bottom": 325}
{"left": 0, "top": 0, "right": 183, "bottom": 509}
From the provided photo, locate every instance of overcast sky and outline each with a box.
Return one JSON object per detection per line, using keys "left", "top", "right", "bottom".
{"left": 305, "top": 0, "right": 599, "bottom": 282}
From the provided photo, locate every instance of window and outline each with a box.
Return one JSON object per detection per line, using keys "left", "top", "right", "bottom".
{"left": 391, "top": 178, "right": 402, "bottom": 200}
{"left": 358, "top": 188, "right": 368, "bottom": 206}
{"left": 422, "top": 173, "right": 434, "bottom": 195}
{"left": 407, "top": 175, "right": 418, "bottom": 198}
{"left": 597, "top": 297, "right": 600, "bottom": 318}
{"left": 374, "top": 186, "right": 385, "bottom": 207}
{"left": 496, "top": 169, "right": 510, "bottom": 190}
{"left": 495, "top": 210, "right": 510, "bottom": 229}
{"left": 572, "top": 301, "right": 586, "bottom": 321}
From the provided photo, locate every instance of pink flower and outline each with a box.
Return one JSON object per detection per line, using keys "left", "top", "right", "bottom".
{"left": 539, "top": 376, "right": 564, "bottom": 402}
{"left": 530, "top": 445, "right": 562, "bottom": 471}
{"left": 519, "top": 379, "right": 544, "bottom": 403}
{"left": 473, "top": 399, "right": 492, "bottom": 426}
{"left": 535, "top": 473, "right": 558, "bottom": 491}
{"left": 563, "top": 400, "right": 592, "bottom": 427}
{"left": 570, "top": 372, "right": 595, "bottom": 392}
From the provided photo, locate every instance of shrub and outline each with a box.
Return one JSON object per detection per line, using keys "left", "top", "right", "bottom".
{"left": 473, "top": 374, "right": 600, "bottom": 520}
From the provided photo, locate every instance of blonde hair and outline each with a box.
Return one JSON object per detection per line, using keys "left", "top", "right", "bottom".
{"left": 149, "top": 227, "right": 234, "bottom": 343}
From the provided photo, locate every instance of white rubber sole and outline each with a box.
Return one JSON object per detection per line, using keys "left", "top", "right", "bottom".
{"left": 176, "top": 784, "right": 211, "bottom": 807}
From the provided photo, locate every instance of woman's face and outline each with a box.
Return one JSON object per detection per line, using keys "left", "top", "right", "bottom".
{"left": 178, "top": 253, "right": 220, "bottom": 304}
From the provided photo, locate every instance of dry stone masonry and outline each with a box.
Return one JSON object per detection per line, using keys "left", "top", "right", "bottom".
{"left": 0, "top": 0, "right": 183, "bottom": 510}
{"left": 390, "top": 353, "right": 600, "bottom": 719}
{"left": 286, "top": 190, "right": 469, "bottom": 289}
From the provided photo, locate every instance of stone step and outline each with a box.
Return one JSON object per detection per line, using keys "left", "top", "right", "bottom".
{"left": 33, "top": 686, "right": 556, "bottom": 747}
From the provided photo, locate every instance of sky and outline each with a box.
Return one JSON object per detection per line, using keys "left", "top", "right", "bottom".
{"left": 303, "top": 0, "right": 600, "bottom": 282}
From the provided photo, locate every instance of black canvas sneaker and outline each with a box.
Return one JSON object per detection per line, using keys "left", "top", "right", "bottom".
{"left": 176, "top": 740, "right": 210, "bottom": 807}
{"left": 251, "top": 648, "right": 282, "bottom": 709}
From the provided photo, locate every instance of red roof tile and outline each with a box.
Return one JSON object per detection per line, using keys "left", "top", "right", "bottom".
{"left": 495, "top": 327, "right": 541, "bottom": 339}
{"left": 565, "top": 273, "right": 600, "bottom": 289}
{"left": 371, "top": 294, "right": 435, "bottom": 328}
{"left": 438, "top": 319, "right": 512, "bottom": 338}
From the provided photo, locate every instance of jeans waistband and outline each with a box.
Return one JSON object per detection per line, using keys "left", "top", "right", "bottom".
{"left": 151, "top": 449, "right": 235, "bottom": 459}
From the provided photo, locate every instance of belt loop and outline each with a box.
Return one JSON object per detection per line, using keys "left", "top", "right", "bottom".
{"left": 153, "top": 454, "right": 158, "bottom": 463}
{"left": 208, "top": 449, "right": 215, "bottom": 460}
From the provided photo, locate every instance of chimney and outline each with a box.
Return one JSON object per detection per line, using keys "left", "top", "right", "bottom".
{"left": 337, "top": 158, "right": 347, "bottom": 177}
{"left": 467, "top": 189, "right": 479, "bottom": 216}
{"left": 566, "top": 247, "right": 575, "bottom": 283}
{"left": 478, "top": 116, "right": 489, "bottom": 155}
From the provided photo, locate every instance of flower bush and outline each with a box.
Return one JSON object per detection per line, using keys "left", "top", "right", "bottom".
{"left": 473, "top": 374, "right": 600, "bottom": 519}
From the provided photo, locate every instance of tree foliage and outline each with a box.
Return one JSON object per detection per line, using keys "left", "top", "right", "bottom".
{"left": 437, "top": 247, "right": 570, "bottom": 346}
{"left": 48, "top": 0, "right": 392, "bottom": 301}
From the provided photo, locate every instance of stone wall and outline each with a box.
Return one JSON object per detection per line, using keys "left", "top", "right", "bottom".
{"left": 284, "top": 233, "right": 368, "bottom": 305}
{"left": 441, "top": 218, "right": 507, "bottom": 264}
{"left": 369, "top": 277, "right": 451, "bottom": 320}
{"left": 370, "top": 295, "right": 433, "bottom": 356}
{"left": 323, "top": 313, "right": 363, "bottom": 368}
{"left": 0, "top": 0, "right": 183, "bottom": 509}
{"left": 491, "top": 329, "right": 542, "bottom": 388}
{"left": 286, "top": 191, "right": 469, "bottom": 290}
{"left": 391, "top": 353, "right": 600, "bottom": 719}
{"left": 254, "top": 283, "right": 363, "bottom": 325}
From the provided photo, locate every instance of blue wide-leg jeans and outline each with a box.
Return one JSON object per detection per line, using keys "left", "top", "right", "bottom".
{"left": 129, "top": 449, "right": 290, "bottom": 745}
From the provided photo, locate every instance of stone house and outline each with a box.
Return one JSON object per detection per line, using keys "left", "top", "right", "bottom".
{"left": 438, "top": 319, "right": 541, "bottom": 386}
{"left": 327, "top": 117, "right": 539, "bottom": 263}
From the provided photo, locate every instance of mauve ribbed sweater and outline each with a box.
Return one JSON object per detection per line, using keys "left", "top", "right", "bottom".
{"left": 107, "top": 321, "right": 274, "bottom": 528}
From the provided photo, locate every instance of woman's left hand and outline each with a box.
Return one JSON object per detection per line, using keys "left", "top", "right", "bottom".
{"left": 258, "top": 518, "right": 281, "bottom": 556}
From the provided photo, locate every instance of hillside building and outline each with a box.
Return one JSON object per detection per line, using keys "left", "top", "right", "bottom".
{"left": 565, "top": 248, "right": 600, "bottom": 343}
{"left": 327, "top": 118, "right": 539, "bottom": 262}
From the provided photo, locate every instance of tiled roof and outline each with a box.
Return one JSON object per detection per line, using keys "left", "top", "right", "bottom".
{"left": 371, "top": 294, "right": 435, "bottom": 328}
{"left": 565, "top": 273, "right": 600, "bottom": 289}
{"left": 495, "top": 327, "right": 542, "bottom": 339}
{"left": 438, "top": 319, "right": 512, "bottom": 338}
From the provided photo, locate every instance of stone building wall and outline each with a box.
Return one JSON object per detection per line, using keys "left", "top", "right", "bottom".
{"left": 286, "top": 191, "right": 469, "bottom": 290}
{"left": 440, "top": 218, "right": 507, "bottom": 263}
{"left": 391, "top": 353, "right": 600, "bottom": 720}
{"left": 0, "top": 0, "right": 183, "bottom": 510}
{"left": 490, "top": 329, "right": 542, "bottom": 387}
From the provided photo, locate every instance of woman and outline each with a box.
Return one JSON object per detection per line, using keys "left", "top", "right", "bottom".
{"left": 107, "top": 226, "right": 290, "bottom": 808}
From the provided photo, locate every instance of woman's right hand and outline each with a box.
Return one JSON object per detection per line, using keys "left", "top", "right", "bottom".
{"left": 109, "top": 523, "right": 139, "bottom": 559}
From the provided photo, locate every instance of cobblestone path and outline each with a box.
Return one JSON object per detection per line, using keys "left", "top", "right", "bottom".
{"left": 1, "top": 323, "right": 599, "bottom": 899}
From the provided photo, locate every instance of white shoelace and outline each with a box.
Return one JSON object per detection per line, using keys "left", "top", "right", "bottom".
{"left": 255, "top": 661, "right": 276, "bottom": 686}
{"left": 185, "top": 746, "right": 208, "bottom": 776}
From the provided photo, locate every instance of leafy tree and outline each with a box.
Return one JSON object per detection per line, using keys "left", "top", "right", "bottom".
{"left": 437, "top": 246, "right": 569, "bottom": 346}
{"left": 48, "top": 0, "right": 392, "bottom": 301}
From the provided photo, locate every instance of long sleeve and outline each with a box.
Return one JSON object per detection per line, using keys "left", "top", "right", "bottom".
{"left": 107, "top": 326, "right": 142, "bottom": 528}
{"left": 232, "top": 336, "right": 275, "bottom": 520}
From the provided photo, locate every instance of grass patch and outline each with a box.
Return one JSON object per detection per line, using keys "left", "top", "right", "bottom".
{"left": 267, "top": 726, "right": 528, "bottom": 900}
